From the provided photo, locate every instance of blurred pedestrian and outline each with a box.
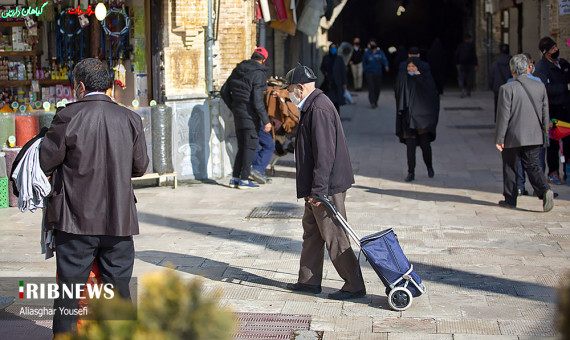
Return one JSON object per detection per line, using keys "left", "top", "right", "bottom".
{"left": 395, "top": 57, "right": 440, "bottom": 182}
{"left": 40, "top": 58, "right": 149, "bottom": 335}
{"left": 320, "top": 42, "right": 347, "bottom": 114}
{"left": 282, "top": 64, "right": 366, "bottom": 300}
{"left": 490, "top": 44, "right": 512, "bottom": 118}
{"left": 349, "top": 37, "right": 364, "bottom": 91}
{"left": 221, "top": 47, "right": 272, "bottom": 189}
{"left": 427, "top": 38, "right": 446, "bottom": 95}
{"left": 455, "top": 35, "right": 478, "bottom": 98}
{"left": 495, "top": 54, "right": 553, "bottom": 212}
{"left": 535, "top": 37, "right": 570, "bottom": 185}
{"left": 363, "top": 39, "right": 389, "bottom": 108}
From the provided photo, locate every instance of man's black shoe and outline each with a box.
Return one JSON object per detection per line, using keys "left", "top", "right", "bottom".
{"left": 518, "top": 189, "right": 529, "bottom": 196}
{"left": 498, "top": 200, "right": 516, "bottom": 209}
{"left": 285, "top": 282, "right": 321, "bottom": 294}
{"left": 328, "top": 288, "right": 366, "bottom": 300}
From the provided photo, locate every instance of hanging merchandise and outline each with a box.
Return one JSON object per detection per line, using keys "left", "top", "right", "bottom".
{"left": 114, "top": 60, "right": 126, "bottom": 88}
{"left": 101, "top": 6, "right": 131, "bottom": 76}
{"left": 57, "top": 9, "right": 86, "bottom": 68}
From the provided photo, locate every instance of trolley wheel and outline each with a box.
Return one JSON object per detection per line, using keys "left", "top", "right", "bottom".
{"left": 388, "top": 287, "right": 413, "bottom": 311}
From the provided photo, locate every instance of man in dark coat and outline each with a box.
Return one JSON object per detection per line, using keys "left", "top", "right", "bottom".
{"left": 282, "top": 64, "right": 366, "bottom": 300}
{"left": 221, "top": 47, "right": 272, "bottom": 189}
{"left": 320, "top": 42, "right": 347, "bottom": 114}
{"left": 39, "top": 58, "right": 149, "bottom": 335}
{"left": 535, "top": 37, "right": 570, "bottom": 184}
{"left": 489, "top": 44, "right": 512, "bottom": 119}
{"left": 455, "top": 34, "right": 478, "bottom": 97}
{"left": 495, "top": 54, "right": 553, "bottom": 211}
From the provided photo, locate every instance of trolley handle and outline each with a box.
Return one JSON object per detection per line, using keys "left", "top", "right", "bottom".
{"left": 313, "top": 196, "right": 362, "bottom": 244}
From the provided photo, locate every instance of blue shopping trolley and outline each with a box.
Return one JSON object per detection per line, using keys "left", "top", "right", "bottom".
{"left": 315, "top": 197, "right": 426, "bottom": 311}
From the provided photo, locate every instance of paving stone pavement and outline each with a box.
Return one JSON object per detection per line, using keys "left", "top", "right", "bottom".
{"left": 1, "top": 89, "right": 569, "bottom": 339}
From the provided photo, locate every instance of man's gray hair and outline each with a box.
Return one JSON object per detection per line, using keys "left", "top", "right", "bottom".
{"left": 509, "top": 54, "right": 529, "bottom": 76}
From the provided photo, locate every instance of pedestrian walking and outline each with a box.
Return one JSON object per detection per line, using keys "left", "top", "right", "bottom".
{"left": 489, "top": 44, "right": 512, "bottom": 118}
{"left": 495, "top": 54, "right": 554, "bottom": 212}
{"left": 282, "top": 64, "right": 366, "bottom": 300}
{"left": 427, "top": 38, "right": 446, "bottom": 95}
{"left": 221, "top": 47, "right": 273, "bottom": 189}
{"left": 349, "top": 37, "right": 364, "bottom": 91}
{"left": 535, "top": 37, "right": 570, "bottom": 185}
{"left": 320, "top": 42, "right": 347, "bottom": 114}
{"left": 363, "top": 39, "right": 389, "bottom": 108}
{"left": 39, "top": 58, "right": 149, "bottom": 335}
{"left": 455, "top": 35, "right": 478, "bottom": 98}
{"left": 395, "top": 57, "right": 440, "bottom": 182}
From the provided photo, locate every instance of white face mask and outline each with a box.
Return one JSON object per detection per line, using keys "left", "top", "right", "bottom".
{"left": 289, "top": 87, "right": 302, "bottom": 105}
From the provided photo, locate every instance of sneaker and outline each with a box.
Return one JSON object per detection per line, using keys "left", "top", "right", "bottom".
{"left": 0, "top": 296, "right": 14, "bottom": 310}
{"left": 548, "top": 173, "right": 563, "bottom": 185}
{"left": 250, "top": 168, "right": 269, "bottom": 184}
{"left": 518, "top": 189, "right": 529, "bottom": 196}
{"left": 228, "top": 177, "right": 239, "bottom": 188}
{"left": 238, "top": 179, "right": 260, "bottom": 189}
{"left": 543, "top": 189, "right": 554, "bottom": 212}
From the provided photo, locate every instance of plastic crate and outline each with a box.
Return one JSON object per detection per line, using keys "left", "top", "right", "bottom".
{"left": 0, "top": 177, "right": 8, "bottom": 209}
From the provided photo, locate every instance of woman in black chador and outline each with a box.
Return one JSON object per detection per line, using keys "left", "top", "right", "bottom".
{"left": 395, "top": 57, "right": 440, "bottom": 182}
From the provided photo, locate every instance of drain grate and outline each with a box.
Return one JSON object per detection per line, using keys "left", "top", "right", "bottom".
{"left": 248, "top": 204, "right": 304, "bottom": 219}
{"left": 233, "top": 312, "right": 311, "bottom": 340}
{"left": 444, "top": 106, "right": 483, "bottom": 111}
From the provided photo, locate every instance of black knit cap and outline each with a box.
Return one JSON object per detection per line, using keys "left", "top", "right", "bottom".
{"left": 281, "top": 64, "right": 318, "bottom": 89}
{"left": 539, "top": 37, "right": 556, "bottom": 54}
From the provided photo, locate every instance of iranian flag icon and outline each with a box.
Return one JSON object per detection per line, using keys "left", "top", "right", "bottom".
{"left": 19, "top": 281, "right": 23, "bottom": 299}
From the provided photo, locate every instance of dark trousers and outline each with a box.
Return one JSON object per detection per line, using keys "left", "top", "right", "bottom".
{"left": 233, "top": 128, "right": 259, "bottom": 180}
{"left": 365, "top": 73, "right": 382, "bottom": 106}
{"left": 53, "top": 231, "right": 135, "bottom": 335}
{"left": 297, "top": 191, "right": 365, "bottom": 293}
{"left": 502, "top": 145, "right": 550, "bottom": 206}
{"left": 252, "top": 127, "right": 275, "bottom": 174}
{"left": 457, "top": 65, "right": 475, "bottom": 94}
{"left": 405, "top": 134, "right": 433, "bottom": 174}
{"left": 518, "top": 147, "right": 546, "bottom": 191}
{"left": 547, "top": 137, "right": 570, "bottom": 178}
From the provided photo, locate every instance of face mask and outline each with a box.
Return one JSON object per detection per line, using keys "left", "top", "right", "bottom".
{"left": 408, "top": 72, "right": 415, "bottom": 76}
{"left": 289, "top": 90, "right": 301, "bottom": 105}
{"left": 330, "top": 48, "right": 338, "bottom": 55}
{"left": 551, "top": 50, "right": 560, "bottom": 59}
{"left": 370, "top": 45, "right": 377, "bottom": 50}
{"left": 354, "top": 43, "right": 360, "bottom": 47}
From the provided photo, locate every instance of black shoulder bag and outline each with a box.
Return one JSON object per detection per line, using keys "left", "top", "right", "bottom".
{"left": 516, "top": 78, "right": 549, "bottom": 148}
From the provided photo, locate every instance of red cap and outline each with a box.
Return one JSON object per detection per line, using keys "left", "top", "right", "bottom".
{"left": 253, "top": 46, "right": 269, "bottom": 60}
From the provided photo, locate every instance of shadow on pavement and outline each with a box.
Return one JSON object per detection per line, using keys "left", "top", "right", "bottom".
{"left": 137, "top": 212, "right": 558, "bottom": 304}
{"left": 353, "top": 184, "right": 499, "bottom": 207}
{"left": 0, "top": 311, "right": 52, "bottom": 340}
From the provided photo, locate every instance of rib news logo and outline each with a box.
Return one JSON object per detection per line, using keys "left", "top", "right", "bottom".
{"left": 18, "top": 280, "right": 115, "bottom": 300}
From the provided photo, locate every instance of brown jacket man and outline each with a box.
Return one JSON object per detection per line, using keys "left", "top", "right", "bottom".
{"left": 39, "top": 58, "right": 149, "bottom": 335}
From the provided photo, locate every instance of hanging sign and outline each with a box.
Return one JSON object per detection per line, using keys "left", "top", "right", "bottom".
{"left": 0, "top": 2, "right": 49, "bottom": 19}
{"left": 67, "top": 5, "right": 95, "bottom": 17}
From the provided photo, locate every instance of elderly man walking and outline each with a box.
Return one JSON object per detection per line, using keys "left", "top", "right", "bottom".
{"left": 495, "top": 54, "right": 554, "bottom": 212}
{"left": 282, "top": 64, "right": 366, "bottom": 300}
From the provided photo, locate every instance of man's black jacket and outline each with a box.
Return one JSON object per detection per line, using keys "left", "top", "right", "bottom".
{"left": 221, "top": 59, "right": 270, "bottom": 130}
{"left": 295, "top": 89, "right": 354, "bottom": 199}
{"left": 536, "top": 57, "right": 570, "bottom": 108}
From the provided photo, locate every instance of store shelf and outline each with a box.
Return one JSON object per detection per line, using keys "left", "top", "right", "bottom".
{"left": 0, "top": 79, "right": 71, "bottom": 87}
{"left": 0, "top": 21, "right": 26, "bottom": 27}
{"left": 0, "top": 50, "right": 42, "bottom": 57}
